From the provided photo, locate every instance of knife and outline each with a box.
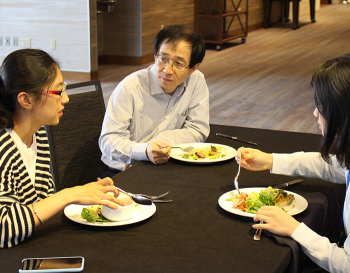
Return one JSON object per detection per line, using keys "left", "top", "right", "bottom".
{"left": 272, "top": 179, "right": 303, "bottom": 189}
{"left": 152, "top": 199, "right": 173, "bottom": 203}
{"left": 216, "top": 133, "right": 258, "bottom": 146}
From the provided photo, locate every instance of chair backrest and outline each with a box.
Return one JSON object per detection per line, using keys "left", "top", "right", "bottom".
{"left": 45, "top": 80, "right": 106, "bottom": 191}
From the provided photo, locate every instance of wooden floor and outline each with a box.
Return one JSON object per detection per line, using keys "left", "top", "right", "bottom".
{"left": 96, "top": 4, "right": 350, "bottom": 135}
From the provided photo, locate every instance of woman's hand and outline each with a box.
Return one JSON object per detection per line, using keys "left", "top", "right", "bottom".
{"left": 63, "top": 177, "right": 123, "bottom": 209}
{"left": 31, "top": 177, "right": 124, "bottom": 225}
{"left": 253, "top": 206, "right": 300, "bottom": 237}
{"left": 235, "top": 147, "right": 273, "bottom": 171}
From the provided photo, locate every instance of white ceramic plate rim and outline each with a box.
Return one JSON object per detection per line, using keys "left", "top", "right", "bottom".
{"left": 218, "top": 187, "right": 308, "bottom": 218}
{"left": 64, "top": 203, "right": 156, "bottom": 226}
{"left": 170, "top": 143, "right": 237, "bottom": 164}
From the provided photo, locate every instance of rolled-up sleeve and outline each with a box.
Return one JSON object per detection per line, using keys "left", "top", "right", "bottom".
{"left": 0, "top": 201, "right": 35, "bottom": 248}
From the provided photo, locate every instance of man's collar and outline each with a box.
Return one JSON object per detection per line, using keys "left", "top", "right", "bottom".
{"left": 149, "top": 65, "right": 165, "bottom": 95}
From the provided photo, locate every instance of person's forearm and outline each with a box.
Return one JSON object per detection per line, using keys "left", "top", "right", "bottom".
{"left": 150, "top": 123, "right": 209, "bottom": 145}
{"left": 150, "top": 102, "right": 210, "bottom": 144}
{"left": 267, "top": 153, "right": 273, "bottom": 169}
{"left": 100, "top": 133, "right": 149, "bottom": 164}
{"left": 29, "top": 188, "right": 73, "bottom": 226}
{"left": 271, "top": 152, "right": 346, "bottom": 183}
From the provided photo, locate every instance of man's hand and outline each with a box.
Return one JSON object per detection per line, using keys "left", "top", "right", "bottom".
{"left": 146, "top": 141, "right": 171, "bottom": 165}
{"left": 123, "top": 164, "right": 131, "bottom": 171}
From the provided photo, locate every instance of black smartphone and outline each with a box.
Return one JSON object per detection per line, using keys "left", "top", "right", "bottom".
{"left": 19, "top": 256, "right": 84, "bottom": 272}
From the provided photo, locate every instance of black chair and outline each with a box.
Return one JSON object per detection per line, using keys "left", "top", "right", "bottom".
{"left": 45, "top": 80, "right": 106, "bottom": 191}
{"left": 263, "top": 0, "right": 316, "bottom": 29}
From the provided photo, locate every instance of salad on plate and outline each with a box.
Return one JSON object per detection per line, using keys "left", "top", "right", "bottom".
{"left": 226, "top": 186, "right": 296, "bottom": 214}
{"left": 81, "top": 204, "right": 141, "bottom": 223}
{"left": 81, "top": 205, "right": 110, "bottom": 223}
{"left": 182, "top": 145, "right": 226, "bottom": 160}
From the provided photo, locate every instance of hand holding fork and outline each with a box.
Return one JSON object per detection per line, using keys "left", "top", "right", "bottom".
{"left": 235, "top": 148, "right": 264, "bottom": 240}
{"left": 234, "top": 147, "right": 244, "bottom": 194}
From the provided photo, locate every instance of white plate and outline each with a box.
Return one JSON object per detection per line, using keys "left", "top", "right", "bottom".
{"left": 170, "top": 143, "right": 236, "bottom": 164}
{"left": 218, "top": 187, "right": 308, "bottom": 218}
{"left": 64, "top": 203, "right": 156, "bottom": 226}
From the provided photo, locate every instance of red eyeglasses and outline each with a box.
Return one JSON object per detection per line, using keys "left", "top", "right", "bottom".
{"left": 44, "top": 82, "right": 67, "bottom": 97}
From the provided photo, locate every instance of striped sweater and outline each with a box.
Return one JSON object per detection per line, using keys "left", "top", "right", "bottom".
{"left": 0, "top": 127, "right": 55, "bottom": 248}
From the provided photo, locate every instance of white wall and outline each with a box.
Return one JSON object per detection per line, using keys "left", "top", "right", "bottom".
{"left": 0, "top": 0, "right": 91, "bottom": 73}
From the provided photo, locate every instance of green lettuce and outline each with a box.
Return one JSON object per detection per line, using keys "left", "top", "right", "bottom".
{"left": 259, "top": 186, "right": 279, "bottom": 205}
{"left": 244, "top": 192, "right": 264, "bottom": 213}
{"left": 81, "top": 207, "right": 110, "bottom": 223}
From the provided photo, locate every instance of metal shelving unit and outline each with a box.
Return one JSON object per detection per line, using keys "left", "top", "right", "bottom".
{"left": 195, "top": 0, "right": 248, "bottom": 50}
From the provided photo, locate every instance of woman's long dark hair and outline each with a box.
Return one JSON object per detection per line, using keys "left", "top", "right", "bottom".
{"left": 0, "top": 49, "right": 59, "bottom": 129}
{"left": 312, "top": 56, "right": 350, "bottom": 169}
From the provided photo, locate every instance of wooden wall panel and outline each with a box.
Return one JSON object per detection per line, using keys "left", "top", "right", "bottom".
{"left": 98, "top": 14, "right": 104, "bottom": 56}
{"left": 97, "top": 0, "right": 320, "bottom": 62}
{"left": 141, "top": 0, "right": 195, "bottom": 56}
{"left": 140, "top": 0, "right": 320, "bottom": 57}
{"left": 90, "top": 0, "right": 98, "bottom": 73}
{"left": 99, "top": 0, "right": 142, "bottom": 56}
{"left": 0, "top": 0, "right": 92, "bottom": 73}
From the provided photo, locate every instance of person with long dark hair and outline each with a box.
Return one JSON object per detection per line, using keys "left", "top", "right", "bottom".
{"left": 0, "top": 49, "right": 122, "bottom": 248}
{"left": 236, "top": 56, "right": 350, "bottom": 272}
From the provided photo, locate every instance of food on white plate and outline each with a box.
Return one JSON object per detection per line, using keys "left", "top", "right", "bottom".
{"left": 182, "top": 145, "right": 226, "bottom": 160}
{"left": 196, "top": 152, "right": 206, "bottom": 158}
{"left": 81, "top": 202, "right": 141, "bottom": 223}
{"left": 81, "top": 205, "right": 109, "bottom": 223}
{"left": 274, "top": 192, "right": 295, "bottom": 208}
{"left": 226, "top": 186, "right": 295, "bottom": 214}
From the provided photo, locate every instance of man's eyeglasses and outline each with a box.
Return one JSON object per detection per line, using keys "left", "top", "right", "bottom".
{"left": 44, "top": 82, "right": 67, "bottom": 97}
{"left": 155, "top": 55, "right": 189, "bottom": 72}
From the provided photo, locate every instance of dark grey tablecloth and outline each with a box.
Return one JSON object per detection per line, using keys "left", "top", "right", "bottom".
{"left": 0, "top": 125, "right": 345, "bottom": 273}
{"left": 259, "top": 191, "right": 339, "bottom": 273}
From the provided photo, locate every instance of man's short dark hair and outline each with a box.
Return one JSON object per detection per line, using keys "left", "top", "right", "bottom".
{"left": 154, "top": 25, "right": 206, "bottom": 69}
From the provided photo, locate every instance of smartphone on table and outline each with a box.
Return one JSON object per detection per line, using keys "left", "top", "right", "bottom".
{"left": 19, "top": 256, "right": 84, "bottom": 273}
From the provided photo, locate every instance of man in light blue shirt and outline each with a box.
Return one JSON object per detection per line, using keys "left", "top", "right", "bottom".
{"left": 99, "top": 25, "right": 210, "bottom": 177}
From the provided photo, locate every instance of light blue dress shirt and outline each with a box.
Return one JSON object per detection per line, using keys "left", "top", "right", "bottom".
{"left": 99, "top": 64, "right": 210, "bottom": 171}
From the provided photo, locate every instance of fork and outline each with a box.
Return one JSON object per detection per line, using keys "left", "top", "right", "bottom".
{"left": 133, "top": 191, "right": 169, "bottom": 200}
{"left": 234, "top": 147, "right": 243, "bottom": 194}
{"left": 253, "top": 222, "right": 263, "bottom": 240}
{"left": 171, "top": 146, "right": 195, "bottom": 152}
{"left": 98, "top": 177, "right": 169, "bottom": 201}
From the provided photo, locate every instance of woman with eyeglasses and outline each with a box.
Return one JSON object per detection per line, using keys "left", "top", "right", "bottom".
{"left": 0, "top": 49, "right": 122, "bottom": 248}
{"left": 236, "top": 55, "right": 350, "bottom": 272}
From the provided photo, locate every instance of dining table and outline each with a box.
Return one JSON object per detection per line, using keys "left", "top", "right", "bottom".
{"left": 0, "top": 124, "right": 345, "bottom": 273}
